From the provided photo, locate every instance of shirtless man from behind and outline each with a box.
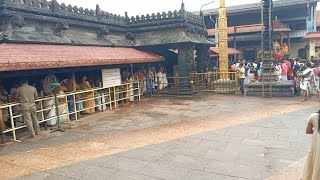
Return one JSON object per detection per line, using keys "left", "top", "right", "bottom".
{"left": 313, "top": 63, "right": 320, "bottom": 98}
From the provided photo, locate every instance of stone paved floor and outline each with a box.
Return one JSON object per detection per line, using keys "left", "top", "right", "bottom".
{"left": 0, "top": 94, "right": 319, "bottom": 180}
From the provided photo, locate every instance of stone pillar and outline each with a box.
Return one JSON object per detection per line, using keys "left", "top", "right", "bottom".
{"left": 96, "top": 5, "right": 101, "bottom": 20}
{"left": 175, "top": 45, "right": 195, "bottom": 77}
{"left": 307, "top": 40, "right": 316, "bottom": 60}
{"left": 196, "top": 45, "right": 210, "bottom": 72}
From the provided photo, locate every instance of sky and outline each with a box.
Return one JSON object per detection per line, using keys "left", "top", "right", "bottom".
{"left": 58, "top": 0, "right": 261, "bottom": 16}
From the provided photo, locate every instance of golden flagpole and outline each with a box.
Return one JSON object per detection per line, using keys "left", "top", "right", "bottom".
{"left": 218, "top": 0, "right": 229, "bottom": 79}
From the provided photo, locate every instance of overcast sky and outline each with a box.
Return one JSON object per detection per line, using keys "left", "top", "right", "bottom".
{"left": 58, "top": 0, "right": 261, "bottom": 16}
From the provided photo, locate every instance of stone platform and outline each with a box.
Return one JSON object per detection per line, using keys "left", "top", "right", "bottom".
{"left": 245, "top": 81, "right": 294, "bottom": 97}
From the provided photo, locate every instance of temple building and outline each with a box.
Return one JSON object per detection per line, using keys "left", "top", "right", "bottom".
{"left": 0, "top": 0, "right": 212, "bottom": 81}
{"left": 203, "top": 0, "right": 318, "bottom": 61}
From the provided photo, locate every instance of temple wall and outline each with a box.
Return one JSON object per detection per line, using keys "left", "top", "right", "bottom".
{"left": 135, "top": 27, "right": 187, "bottom": 46}
{"left": 289, "top": 42, "right": 306, "bottom": 59}
{"left": 236, "top": 41, "right": 307, "bottom": 61}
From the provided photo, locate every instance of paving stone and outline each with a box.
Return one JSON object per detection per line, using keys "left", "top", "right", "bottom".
{"left": 47, "top": 162, "right": 117, "bottom": 180}
{"left": 184, "top": 170, "right": 235, "bottom": 180}
{"left": 165, "top": 142, "right": 211, "bottom": 158}
{"left": 167, "top": 155, "right": 209, "bottom": 171}
{"left": 165, "top": 138, "right": 202, "bottom": 150}
{"left": 264, "top": 148, "right": 306, "bottom": 161}
{"left": 204, "top": 160, "right": 234, "bottom": 175}
{"left": 230, "top": 164, "right": 262, "bottom": 179}
{"left": 108, "top": 170, "right": 161, "bottom": 180}
{"left": 224, "top": 126, "right": 260, "bottom": 138}
{"left": 235, "top": 153, "right": 268, "bottom": 167}
{"left": 197, "top": 139, "right": 228, "bottom": 151}
{"left": 70, "top": 165, "right": 117, "bottom": 180}
{"left": 225, "top": 143, "right": 266, "bottom": 156}
{"left": 83, "top": 155, "right": 149, "bottom": 173}
{"left": 116, "top": 148, "right": 164, "bottom": 162}
{"left": 278, "top": 134, "right": 311, "bottom": 143}
{"left": 154, "top": 153, "right": 177, "bottom": 165}
{"left": 241, "top": 138, "right": 291, "bottom": 150}
{"left": 190, "top": 133, "right": 243, "bottom": 144}
{"left": 140, "top": 162, "right": 189, "bottom": 180}
{"left": 204, "top": 149, "right": 239, "bottom": 162}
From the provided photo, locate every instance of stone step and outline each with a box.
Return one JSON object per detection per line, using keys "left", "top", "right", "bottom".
{"left": 245, "top": 91, "right": 294, "bottom": 97}
{"left": 245, "top": 81, "right": 294, "bottom": 97}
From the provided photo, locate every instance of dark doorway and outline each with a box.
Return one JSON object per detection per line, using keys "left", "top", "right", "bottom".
{"left": 298, "top": 48, "right": 306, "bottom": 59}
{"left": 243, "top": 48, "right": 257, "bottom": 61}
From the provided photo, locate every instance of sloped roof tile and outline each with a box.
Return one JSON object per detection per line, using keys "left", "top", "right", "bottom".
{"left": 0, "top": 43, "right": 163, "bottom": 72}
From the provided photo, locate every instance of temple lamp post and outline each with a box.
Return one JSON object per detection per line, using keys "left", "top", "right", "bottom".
{"left": 200, "top": 1, "right": 215, "bottom": 15}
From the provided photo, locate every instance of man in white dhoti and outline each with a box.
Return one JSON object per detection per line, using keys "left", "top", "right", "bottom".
{"left": 156, "top": 68, "right": 164, "bottom": 90}
{"left": 162, "top": 67, "right": 168, "bottom": 88}
{"left": 300, "top": 62, "right": 314, "bottom": 102}
{"left": 313, "top": 65, "right": 320, "bottom": 98}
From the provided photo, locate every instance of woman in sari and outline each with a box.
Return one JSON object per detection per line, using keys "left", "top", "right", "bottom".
{"left": 81, "top": 76, "right": 95, "bottom": 114}
{"left": 300, "top": 62, "right": 314, "bottom": 102}
{"left": 302, "top": 111, "right": 320, "bottom": 180}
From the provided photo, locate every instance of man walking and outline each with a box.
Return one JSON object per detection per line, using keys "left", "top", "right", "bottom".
{"left": 16, "top": 79, "right": 41, "bottom": 137}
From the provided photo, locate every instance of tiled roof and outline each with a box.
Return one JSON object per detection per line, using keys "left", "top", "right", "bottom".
{"left": 210, "top": 47, "right": 242, "bottom": 55}
{"left": 0, "top": 43, "right": 164, "bottom": 72}
{"left": 302, "top": 32, "right": 320, "bottom": 40}
{"left": 207, "top": 24, "right": 263, "bottom": 37}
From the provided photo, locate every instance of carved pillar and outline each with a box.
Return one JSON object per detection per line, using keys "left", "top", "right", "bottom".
{"left": 218, "top": 0, "right": 229, "bottom": 79}
{"left": 196, "top": 45, "right": 210, "bottom": 72}
{"left": 96, "top": 5, "right": 101, "bottom": 20}
{"left": 175, "top": 45, "right": 196, "bottom": 77}
{"left": 51, "top": 0, "right": 60, "bottom": 13}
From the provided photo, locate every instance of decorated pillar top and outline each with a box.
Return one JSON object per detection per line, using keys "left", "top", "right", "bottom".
{"left": 219, "top": 0, "right": 226, "bottom": 8}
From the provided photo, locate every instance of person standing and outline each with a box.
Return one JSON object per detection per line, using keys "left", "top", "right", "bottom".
{"left": 244, "top": 63, "right": 250, "bottom": 85}
{"left": 285, "top": 59, "right": 293, "bottom": 80}
{"left": 300, "top": 62, "right": 314, "bottom": 102}
{"left": 156, "top": 68, "right": 164, "bottom": 90}
{"left": 237, "top": 63, "right": 246, "bottom": 94}
{"left": 313, "top": 64, "right": 320, "bottom": 98}
{"left": 281, "top": 60, "right": 289, "bottom": 81}
{"left": 302, "top": 111, "right": 320, "bottom": 180}
{"left": 16, "top": 79, "right": 41, "bottom": 137}
{"left": 81, "top": 76, "right": 95, "bottom": 114}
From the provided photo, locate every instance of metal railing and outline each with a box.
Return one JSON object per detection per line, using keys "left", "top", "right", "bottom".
{"left": 141, "top": 76, "right": 194, "bottom": 97}
{"left": 0, "top": 81, "right": 141, "bottom": 143}
{"left": 191, "top": 71, "right": 239, "bottom": 95}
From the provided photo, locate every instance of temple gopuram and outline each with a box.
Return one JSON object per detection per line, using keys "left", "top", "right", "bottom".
{"left": 0, "top": 0, "right": 212, "bottom": 79}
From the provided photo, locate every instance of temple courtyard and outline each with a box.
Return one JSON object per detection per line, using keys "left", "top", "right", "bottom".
{"left": 0, "top": 94, "right": 319, "bottom": 180}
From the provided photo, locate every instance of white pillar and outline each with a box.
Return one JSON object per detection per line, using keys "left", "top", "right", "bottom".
{"left": 307, "top": 40, "right": 316, "bottom": 59}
